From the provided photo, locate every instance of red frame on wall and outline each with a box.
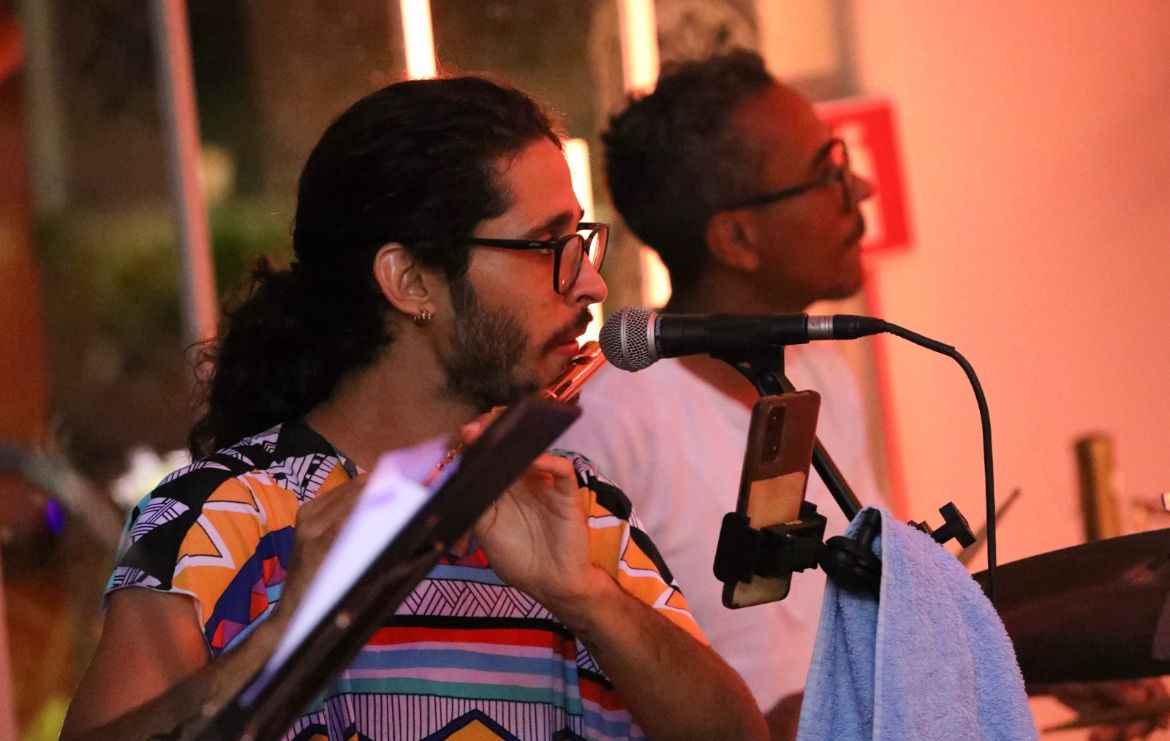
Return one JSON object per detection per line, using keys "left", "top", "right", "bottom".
{"left": 817, "top": 97, "right": 913, "bottom": 254}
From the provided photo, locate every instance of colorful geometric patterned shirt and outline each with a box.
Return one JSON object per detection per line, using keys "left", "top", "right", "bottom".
{"left": 105, "top": 420, "right": 704, "bottom": 740}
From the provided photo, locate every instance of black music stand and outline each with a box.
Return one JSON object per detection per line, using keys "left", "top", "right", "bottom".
{"left": 196, "top": 396, "right": 580, "bottom": 741}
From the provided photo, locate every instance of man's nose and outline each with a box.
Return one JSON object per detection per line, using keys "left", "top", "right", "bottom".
{"left": 850, "top": 170, "right": 876, "bottom": 206}
{"left": 569, "top": 255, "right": 608, "bottom": 306}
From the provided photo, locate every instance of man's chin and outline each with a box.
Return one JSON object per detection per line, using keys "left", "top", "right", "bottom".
{"left": 831, "top": 283, "right": 865, "bottom": 303}
{"left": 446, "top": 350, "right": 565, "bottom": 412}
{"left": 835, "top": 255, "right": 866, "bottom": 298}
{"left": 487, "top": 379, "right": 541, "bottom": 411}
{"left": 843, "top": 272, "right": 866, "bottom": 297}
{"left": 445, "top": 375, "right": 534, "bottom": 414}
{"left": 527, "top": 352, "right": 571, "bottom": 386}
{"left": 817, "top": 277, "right": 864, "bottom": 304}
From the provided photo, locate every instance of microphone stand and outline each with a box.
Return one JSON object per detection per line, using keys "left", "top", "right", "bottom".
{"left": 715, "top": 347, "right": 863, "bottom": 519}
{"left": 711, "top": 347, "right": 974, "bottom": 599}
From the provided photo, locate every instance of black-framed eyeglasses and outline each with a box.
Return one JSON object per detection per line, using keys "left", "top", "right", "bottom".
{"left": 719, "top": 138, "right": 854, "bottom": 213}
{"left": 465, "top": 222, "right": 609, "bottom": 295}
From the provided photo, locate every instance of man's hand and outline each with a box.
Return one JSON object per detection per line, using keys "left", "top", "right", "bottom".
{"left": 459, "top": 410, "right": 767, "bottom": 739}
{"left": 463, "top": 411, "right": 602, "bottom": 614}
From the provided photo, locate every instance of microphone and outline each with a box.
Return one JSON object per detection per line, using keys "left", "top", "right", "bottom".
{"left": 599, "top": 307, "right": 887, "bottom": 371}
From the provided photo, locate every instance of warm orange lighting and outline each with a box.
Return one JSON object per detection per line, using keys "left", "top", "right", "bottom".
{"left": 640, "top": 248, "right": 671, "bottom": 310}
{"left": 615, "top": 0, "right": 670, "bottom": 306}
{"left": 564, "top": 139, "right": 604, "bottom": 340}
{"left": 753, "top": 0, "right": 837, "bottom": 80}
{"left": 399, "top": 0, "right": 437, "bottom": 79}
{"left": 564, "top": 138, "right": 595, "bottom": 221}
{"left": 617, "top": 0, "right": 658, "bottom": 94}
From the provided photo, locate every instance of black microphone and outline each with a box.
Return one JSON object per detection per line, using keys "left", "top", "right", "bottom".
{"left": 599, "top": 307, "right": 887, "bottom": 371}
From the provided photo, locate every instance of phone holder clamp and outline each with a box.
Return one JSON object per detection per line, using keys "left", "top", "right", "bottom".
{"left": 712, "top": 347, "right": 975, "bottom": 603}
{"left": 713, "top": 501, "right": 828, "bottom": 585}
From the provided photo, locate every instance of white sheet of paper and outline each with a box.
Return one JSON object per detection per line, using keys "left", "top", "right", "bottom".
{"left": 248, "top": 435, "right": 449, "bottom": 699}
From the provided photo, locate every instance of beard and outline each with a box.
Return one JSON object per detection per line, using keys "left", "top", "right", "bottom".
{"left": 440, "top": 276, "right": 537, "bottom": 412}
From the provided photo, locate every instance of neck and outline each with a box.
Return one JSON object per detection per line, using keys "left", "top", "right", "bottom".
{"left": 664, "top": 274, "right": 811, "bottom": 409}
{"left": 664, "top": 273, "right": 809, "bottom": 316}
{"left": 674, "top": 353, "right": 762, "bottom": 409}
{"left": 305, "top": 347, "right": 475, "bottom": 471}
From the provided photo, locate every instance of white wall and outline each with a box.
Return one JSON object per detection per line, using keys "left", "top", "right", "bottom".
{"left": 854, "top": 1, "right": 1170, "bottom": 559}
{"left": 852, "top": 4, "right": 1170, "bottom": 732}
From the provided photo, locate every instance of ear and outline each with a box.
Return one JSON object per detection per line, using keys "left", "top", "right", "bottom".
{"left": 705, "top": 210, "right": 760, "bottom": 272}
{"left": 372, "top": 243, "right": 440, "bottom": 317}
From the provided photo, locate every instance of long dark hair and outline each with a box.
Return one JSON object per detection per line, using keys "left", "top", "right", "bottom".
{"left": 189, "top": 76, "right": 561, "bottom": 457}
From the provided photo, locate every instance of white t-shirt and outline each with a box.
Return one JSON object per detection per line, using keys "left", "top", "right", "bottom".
{"left": 556, "top": 343, "right": 883, "bottom": 711}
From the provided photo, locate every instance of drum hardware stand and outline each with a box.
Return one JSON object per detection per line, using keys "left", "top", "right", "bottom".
{"left": 712, "top": 348, "right": 976, "bottom": 599}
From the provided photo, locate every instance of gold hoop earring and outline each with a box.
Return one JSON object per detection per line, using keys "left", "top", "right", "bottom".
{"left": 412, "top": 309, "right": 433, "bottom": 327}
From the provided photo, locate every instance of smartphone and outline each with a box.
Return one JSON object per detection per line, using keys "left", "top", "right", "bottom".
{"left": 722, "top": 390, "right": 821, "bottom": 608}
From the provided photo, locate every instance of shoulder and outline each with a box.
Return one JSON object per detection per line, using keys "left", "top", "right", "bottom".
{"left": 555, "top": 449, "right": 683, "bottom": 587}
{"left": 140, "top": 421, "right": 343, "bottom": 511}
{"left": 785, "top": 344, "right": 866, "bottom": 419}
{"left": 785, "top": 342, "right": 859, "bottom": 390}
{"left": 578, "top": 360, "right": 692, "bottom": 403}
{"left": 123, "top": 424, "right": 296, "bottom": 527}
{"left": 555, "top": 450, "right": 633, "bottom": 521}
{"left": 119, "top": 427, "right": 285, "bottom": 542}
{"left": 109, "top": 422, "right": 344, "bottom": 585}
{"left": 567, "top": 359, "right": 697, "bottom": 441}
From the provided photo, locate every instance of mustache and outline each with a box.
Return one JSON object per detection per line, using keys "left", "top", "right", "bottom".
{"left": 544, "top": 308, "right": 595, "bottom": 349}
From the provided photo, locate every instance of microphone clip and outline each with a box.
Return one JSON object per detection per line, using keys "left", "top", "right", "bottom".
{"left": 714, "top": 502, "right": 883, "bottom": 600}
{"left": 716, "top": 504, "right": 977, "bottom": 603}
{"left": 714, "top": 350, "right": 789, "bottom": 397}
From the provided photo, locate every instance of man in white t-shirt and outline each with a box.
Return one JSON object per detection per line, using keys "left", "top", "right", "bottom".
{"left": 564, "top": 49, "right": 1170, "bottom": 741}
{"left": 557, "top": 50, "right": 880, "bottom": 739}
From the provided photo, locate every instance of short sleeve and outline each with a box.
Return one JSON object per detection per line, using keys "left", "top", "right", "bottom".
{"left": 105, "top": 466, "right": 306, "bottom": 653}
{"left": 560, "top": 451, "right": 709, "bottom": 645}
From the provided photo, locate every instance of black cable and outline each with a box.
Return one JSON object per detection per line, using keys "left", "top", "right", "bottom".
{"left": 869, "top": 319, "right": 997, "bottom": 605}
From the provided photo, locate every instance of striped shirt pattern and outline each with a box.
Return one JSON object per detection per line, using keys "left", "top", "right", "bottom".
{"left": 106, "top": 421, "right": 703, "bottom": 740}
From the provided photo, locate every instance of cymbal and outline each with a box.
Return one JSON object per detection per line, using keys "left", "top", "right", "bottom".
{"left": 973, "top": 528, "right": 1170, "bottom": 683}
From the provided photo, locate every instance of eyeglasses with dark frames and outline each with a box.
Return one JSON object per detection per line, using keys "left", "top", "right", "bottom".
{"left": 719, "top": 138, "right": 854, "bottom": 213}
{"left": 465, "top": 222, "right": 609, "bottom": 295}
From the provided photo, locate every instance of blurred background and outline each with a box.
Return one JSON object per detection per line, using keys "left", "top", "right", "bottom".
{"left": 0, "top": 1, "right": 1168, "bottom": 738}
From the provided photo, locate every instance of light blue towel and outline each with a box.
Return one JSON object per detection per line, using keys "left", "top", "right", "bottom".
{"left": 797, "top": 507, "right": 1036, "bottom": 740}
